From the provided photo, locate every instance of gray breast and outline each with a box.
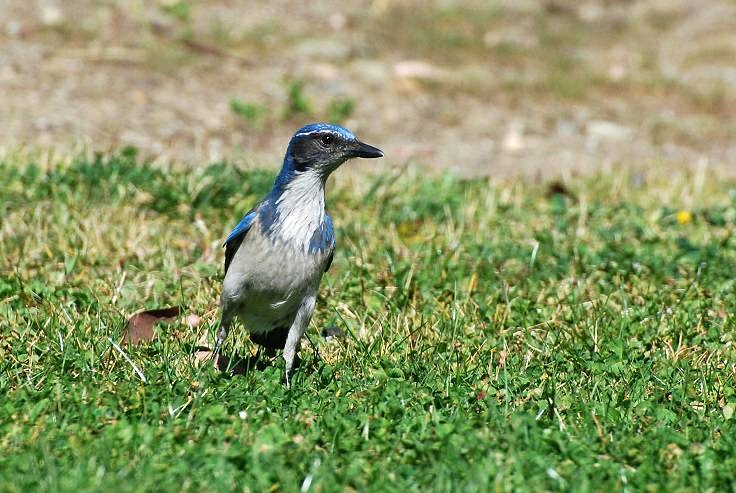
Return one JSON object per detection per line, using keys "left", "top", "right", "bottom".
{"left": 221, "top": 225, "right": 330, "bottom": 333}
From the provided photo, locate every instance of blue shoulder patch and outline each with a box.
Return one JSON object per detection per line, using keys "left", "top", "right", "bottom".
{"left": 225, "top": 211, "right": 256, "bottom": 245}
{"left": 309, "top": 214, "right": 335, "bottom": 254}
{"left": 223, "top": 210, "right": 257, "bottom": 273}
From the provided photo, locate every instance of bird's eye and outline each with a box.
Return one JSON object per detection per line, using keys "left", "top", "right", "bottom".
{"left": 320, "top": 134, "right": 334, "bottom": 146}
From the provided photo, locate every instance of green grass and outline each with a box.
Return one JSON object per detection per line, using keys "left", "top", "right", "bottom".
{"left": 2, "top": 151, "right": 736, "bottom": 492}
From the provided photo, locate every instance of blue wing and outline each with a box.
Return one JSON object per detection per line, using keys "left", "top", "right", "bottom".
{"left": 320, "top": 214, "right": 336, "bottom": 272}
{"left": 223, "top": 209, "right": 257, "bottom": 273}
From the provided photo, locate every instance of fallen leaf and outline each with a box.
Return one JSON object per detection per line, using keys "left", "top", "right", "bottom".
{"left": 123, "top": 306, "right": 181, "bottom": 345}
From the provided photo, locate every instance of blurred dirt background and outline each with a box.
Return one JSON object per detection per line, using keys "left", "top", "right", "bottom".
{"left": 1, "top": 0, "right": 734, "bottom": 177}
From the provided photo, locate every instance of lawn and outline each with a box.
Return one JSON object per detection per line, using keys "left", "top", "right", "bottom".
{"left": 1, "top": 151, "right": 735, "bottom": 492}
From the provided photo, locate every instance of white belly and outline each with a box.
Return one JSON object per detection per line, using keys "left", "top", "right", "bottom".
{"left": 221, "top": 231, "right": 327, "bottom": 333}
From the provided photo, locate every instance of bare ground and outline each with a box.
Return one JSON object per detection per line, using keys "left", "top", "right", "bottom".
{"left": 1, "top": 0, "right": 735, "bottom": 177}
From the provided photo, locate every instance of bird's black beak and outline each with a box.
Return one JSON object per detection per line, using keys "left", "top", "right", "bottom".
{"left": 350, "top": 141, "right": 384, "bottom": 159}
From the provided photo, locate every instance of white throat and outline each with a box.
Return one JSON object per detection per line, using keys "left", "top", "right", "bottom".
{"left": 272, "top": 170, "right": 326, "bottom": 252}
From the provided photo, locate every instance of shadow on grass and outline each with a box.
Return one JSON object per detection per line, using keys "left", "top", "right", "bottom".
{"left": 214, "top": 351, "right": 269, "bottom": 377}
{"left": 198, "top": 347, "right": 307, "bottom": 379}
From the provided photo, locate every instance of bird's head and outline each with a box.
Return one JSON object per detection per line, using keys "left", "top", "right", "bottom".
{"left": 279, "top": 123, "right": 383, "bottom": 184}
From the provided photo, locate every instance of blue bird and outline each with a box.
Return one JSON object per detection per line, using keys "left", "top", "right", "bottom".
{"left": 216, "top": 123, "right": 383, "bottom": 385}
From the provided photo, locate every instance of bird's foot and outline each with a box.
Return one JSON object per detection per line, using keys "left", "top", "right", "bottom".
{"left": 283, "top": 353, "right": 301, "bottom": 387}
{"left": 212, "top": 322, "right": 229, "bottom": 367}
{"left": 210, "top": 337, "right": 227, "bottom": 368}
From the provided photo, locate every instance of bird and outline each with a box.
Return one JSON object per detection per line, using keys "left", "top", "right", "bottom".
{"left": 215, "top": 123, "right": 383, "bottom": 385}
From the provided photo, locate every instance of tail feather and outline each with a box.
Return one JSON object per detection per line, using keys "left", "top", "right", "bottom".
{"left": 250, "top": 327, "right": 289, "bottom": 350}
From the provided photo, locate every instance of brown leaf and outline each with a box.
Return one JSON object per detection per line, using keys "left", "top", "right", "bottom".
{"left": 123, "top": 306, "right": 181, "bottom": 345}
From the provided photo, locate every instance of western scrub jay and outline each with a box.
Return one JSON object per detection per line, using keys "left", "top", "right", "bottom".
{"left": 215, "top": 123, "right": 383, "bottom": 385}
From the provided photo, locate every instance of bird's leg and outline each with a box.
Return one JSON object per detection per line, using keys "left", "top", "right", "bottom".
{"left": 212, "top": 314, "right": 232, "bottom": 363}
{"left": 283, "top": 294, "right": 316, "bottom": 387}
